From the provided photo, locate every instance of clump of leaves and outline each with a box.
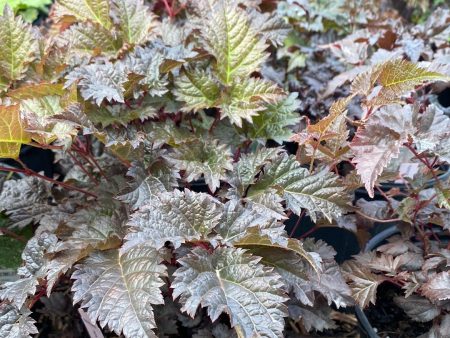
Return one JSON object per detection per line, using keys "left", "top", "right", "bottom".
{"left": 0, "top": 1, "right": 355, "bottom": 337}
{"left": 0, "top": 0, "right": 449, "bottom": 336}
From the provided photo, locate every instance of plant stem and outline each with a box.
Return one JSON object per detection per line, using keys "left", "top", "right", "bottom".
{"left": 0, "top": 166, "right": 97, "bottom": 198}
{"left": 355, "top": 210, "right": 400, "bottom": 223}
{"left": 289, "top": 209, "right": 305, "bottom": 237}
{"left": 405, "top": 142, "right": 449, "bottom": 206}
{"left": 162, "top": 0, "right": 174, "bottom": 17}
{"left": 0, "top": 228, "right": 27, "bottom": 242}
{"left": 68, "top": 151, "right": 99, "bottom": 185}
{"left": 299, "top": 225, "right": 318, "bottom": 239}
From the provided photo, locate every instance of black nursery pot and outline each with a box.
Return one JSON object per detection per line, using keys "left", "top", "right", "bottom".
{"left": 1, "top": 145, "right": 55, "bottom": 178}
{"left": 284, "top": 214, "right": 360, "bottom": 263}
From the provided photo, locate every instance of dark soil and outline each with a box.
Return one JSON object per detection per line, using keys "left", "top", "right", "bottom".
{"left": 363, "top": 283, "right": 432, "bottom": 338}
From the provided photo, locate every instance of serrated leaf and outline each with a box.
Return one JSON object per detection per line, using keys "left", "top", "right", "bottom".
{"left": 117, "top": 162, "right": 169, "bottom": 210}
{"left": 125, "top": 189, "right": 222, "bottom": 250}
{"left": 342, "top": 260, "right": 382, "bottom": 308}
{"left": 302, "top": 239, "right": 353, "bottom": 308}
{"left": 245, "top": 188, "right": 286, "bottom": 220}
{"left": 0, "top": 105, "right": 30, "bottom": 158}
{"left": 1, "top": 232, "right": 57, "bottom": 307}
{"left": 214, "top": 200, "right": 271, "bottom": 245}
{"left": 248, "top": 154, "right": 349, "bottom": 222}
{"left": 247, "top": 92, "right": 300, "bottom": 144}
{"left": 123, "top": 44, "right": 169, "bottom": 97}
{"left": 165, "top": 138, "right": 233, "bottom": 192}
{"left": 197, "top": 0, "right": 268, "bottom": 84}
{"left": 7, "top": 83, "right": 65, "bottom": 100}
{"left": 20, "top": 95, "right": 79, "bottom": 146}
{"left": 62, "top": 22, "right": 120, "bottom": 58}
{"left": 172, "top": 247, "right": 288, "bottom": 338}
{"left": 227, "top": 147, "right": 282, "bottom": 197}
{"left": 72, "top": 244, "right": 167, "bottom": 338}
{"left": 0, "top": 176, "right": 51, "bottom": 229}
{"left": 113, "top": 0, "right": 157, "bottom": 45}
{"left": 174, "top": 68, "right": 221, "bottom": 112}
{"left": 0, "top": 278, "right": 38, "bottom": 310}
{"left": 248, "top": 10, "right": 290, "bottom": 47}
{"left": 222, "top": 78, "right": 284, "bottom": 127}
{"left": 65, "top": 62, "right": 127, "bottom": 105}
{"left": 350, "top": 64, "right": 382, "bottom": 96}
{"left": 394, "top": 295, "right": 440, "bottom": 322}
{"left": 375, "top": 59, "right": 450, "bottom": 103}
{"left": 45, "top": 248, "right": 88, "bottom": 293}
{"left": 86, "top": 98, "right": 159, "bottom": 127}
{"left": 54, "top": 0, "right": 112, "bottom": 29}
{"left": 0, "top": 304, "right": 38, "bottom": 338}
{"left": 235, "top": 227, "right": 322, "bottom": 279}
{"left": 288, "top": 300, "right": 336, "bottom": 332}
{"left": 422, "top": 272, "right": 450, "bottom": 302}
{"left": 55, "top": 208, "right": 124, "bottom": 252}
{"left": 0, "top": 6, "right": 37, "bottom": 90}
{"left": 350, "top": 104, "right": 416, "bottom": 198}
{"left": 308, "top": 95, "right": 353, "bottom": 135}
{"left": 414, "top": 104, "right": 450, "bottom": 164}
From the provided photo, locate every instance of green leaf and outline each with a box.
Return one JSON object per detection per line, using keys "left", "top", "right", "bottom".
{"left": 113, "top": 0, "right": 157, "bottom": 45}
{"left": 172, "top": 247, "right": 288, "bottom": 338}
{"left": 246, "top": 92, "right": 300, "bottom": 143}
{"left": 222, "top": 78, "right": 284, "bottom": 127}
{"left": 72, "top": 244, "right": 167, "bottom": 338}
{"left": 0, "top": 105, "right": 31, "bottom": 158}
{"left": 165, "top": 138, "right": 233, "bottom": 192}
{"left": 197, "top": 0, "right": 268, "bottom": 84}
{"left": 174, "top": 68, "right": 221, "bottom": 112}
{"left": 7, "top": 83, "right": 64, "bottom": 100}
{"left": 125, "top": 189, "right": 222, "bottom": 250}
{"left": 62, "top": 22, "right": 120, "bottom": 58}
{"left": 375, "top": 59, "right": 450, "bottom": 103}
{"left": 248, "top": 154, "right": 349, "bottom": 222}
{"left": 0, "top": 6, "right": 37, "bottom": 90}
{"left": 235, "top": 228, "right": 322, "bottom": 276}
{"left": 54, "top": 208, "right": 124, "bottom": 252}
{"left": 214, "top": 200, "right": 286, "bottom": 245}
{"left": 226, "top": 147, "right": 282, "bottom": 197}
{"left": 54, "top": 0, "right": 112, "bottom": 29}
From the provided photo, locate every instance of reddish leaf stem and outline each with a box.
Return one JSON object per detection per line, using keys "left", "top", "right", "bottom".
{"left": 68, "top": 151, "right": 99, "bottom": 185}
{"left": 289, "top": 209, "right": 305, "bottom": 237}
{"left": 0, "top": 228, "right": 27, "bottom": 242}
{"left": 355, "top": 210, "right": 400, "bottom": 223}
{"left": 0, "top": 165, "right": 97, "bottom": 198}
{"left": 298, "top": 225, "right": 318, "bottom": 240}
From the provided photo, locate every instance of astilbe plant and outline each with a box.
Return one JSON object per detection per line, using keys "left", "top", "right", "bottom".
{"left": 0, "top": 0, "right": 450, "bottom": 337}
{"left": 0, "top": 0, "right": 357, "bottom": 337}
